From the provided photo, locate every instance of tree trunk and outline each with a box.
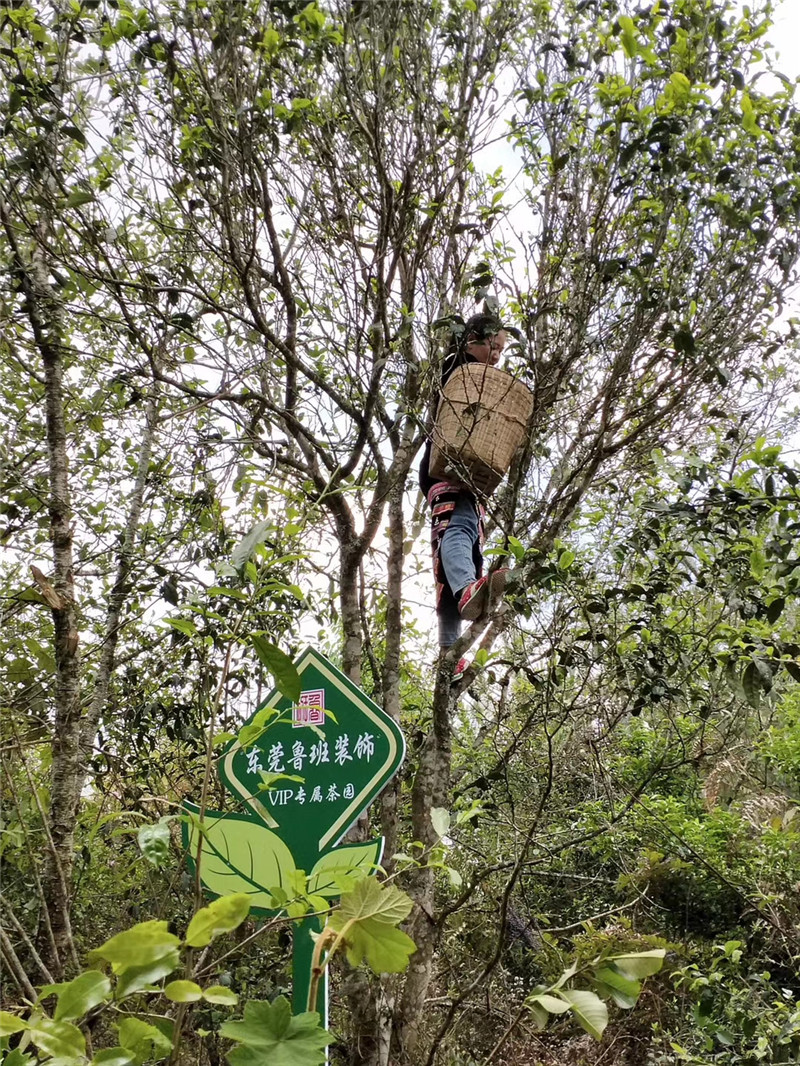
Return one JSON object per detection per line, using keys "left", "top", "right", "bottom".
{"left": 394, "top": 662, "right": 454, "bottom": 1059}
{"left": 1, "top": 202, "right": 83, "bottom": 975}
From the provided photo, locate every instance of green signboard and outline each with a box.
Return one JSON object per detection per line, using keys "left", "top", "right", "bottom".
{"left": 218, "top": 647, "right": 404, "bottom": 868}
{"left": 183, "top": 647, "right": 405, "bottom": 1025}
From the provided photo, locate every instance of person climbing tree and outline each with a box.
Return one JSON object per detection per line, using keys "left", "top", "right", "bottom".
{"left": 419, "top": 313, "right": 511, "bottom": 672}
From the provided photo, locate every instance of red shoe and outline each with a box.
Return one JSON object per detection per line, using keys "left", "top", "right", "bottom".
{"left": 453, "top": 657, "right": 468, "bottom": 682}
{"left": 458, "top": 569, "right": 508, "bottom": 621}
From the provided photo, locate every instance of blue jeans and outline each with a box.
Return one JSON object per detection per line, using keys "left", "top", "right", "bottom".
{"left": 438, "top": 493, "right": 482, "bottom": 646}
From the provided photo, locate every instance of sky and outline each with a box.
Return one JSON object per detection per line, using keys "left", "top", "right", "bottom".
{"left": 768, "top": 1, "right": 800, "bottom": 80}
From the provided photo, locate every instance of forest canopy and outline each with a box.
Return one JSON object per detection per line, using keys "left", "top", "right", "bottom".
{"left": 2, "top": 0, "right": 800, "bottom": 1064}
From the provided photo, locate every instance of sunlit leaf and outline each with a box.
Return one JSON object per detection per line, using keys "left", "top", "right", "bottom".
{"left": 164, "top": 980, "right": 203, "bottom": 1003}
{"left": 28, "top": 1015, "right": 86, "bottom": 1060}
{"left": 607, "top": 948, "right": 666, "bottom": 980}
{"left": 203, "top": 985, "right": 239, "bottom": 1005}
{"left": 251, "top": 637, "right": 301, "bottom": 702}
{"left": 307, "top": 840, "right": 382, "bottom": 897}
{"left": 39, "top": 970, "right": 112, "bottom": 1021}
{"left": 556, "top": 989, "right": 608, "bottom": 1039}
{"left": 328, "top": 878, "right": 416, "bottom": 974}
{"left": 186, "top": 894, "right": 251, "bottom": 947}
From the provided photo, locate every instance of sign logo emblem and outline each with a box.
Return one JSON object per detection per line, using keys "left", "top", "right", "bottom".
{"left": 293, "top": 688, "right": 326, "bottom": 727}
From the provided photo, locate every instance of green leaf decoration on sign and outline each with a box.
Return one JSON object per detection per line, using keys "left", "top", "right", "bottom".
{"left": 251, "top": 636, "right": 302, "bottom": 702}
{"left": 39, "top": 970, "right": 112, "bottom": 1021}
{"left": 220, "top": 995, "right": 332, "bottom": 1066}
{"left": 307, "top": 839, "right": 383, "bottom": 897}
{"left": 117, "top": 1017, "right": 173, "bottom": 1065}
{"left": 186, "top": 893, "right": 251, "bottom": 947}
{"left": 27, "top": 1015, "right": 86, "bottom": 1061}
{"left": 555, "top": 989, "right": 609, "bottom": 1040}
{"left": 185, "top": 805, "right": 299, "bottom": 910}
{"left": 328, "top": 878, "right": 416, "bottom": 974}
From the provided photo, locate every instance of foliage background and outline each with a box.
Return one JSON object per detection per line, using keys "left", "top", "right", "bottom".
{"left": 3, "top": 0, "right": 800, "bottom": 1064}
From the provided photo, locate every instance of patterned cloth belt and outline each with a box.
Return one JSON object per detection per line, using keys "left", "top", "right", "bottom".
{"left": 426, "top": 481, "right": 485, "bottom": 609}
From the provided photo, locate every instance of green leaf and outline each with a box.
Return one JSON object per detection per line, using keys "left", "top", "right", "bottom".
{"left": 92, "top": 1049, "right": 136, "bottom": 1066}
{"left": 164, "top": 617, "right": 197, "bottom": 637}
{"left": 28, "top": 1015, "right": 86, "bottom": 1060}
{"left": 749, "top": 548, "right": 766, "bottom": 578}
{"left": 3, "top": 1049, "right": 36, "bottom": 1066}
{"left": 507, "top": 536, "right": 525, "bottom": 561}
{"left": 117, "top": 1018, "right": 172, "bottom": 1065}
{"left": 220, "top": 996, "right": 332, "bottom": 1066}
{"left": 231, "top": 520, "right": 271, "bottom": 572}
{"left": 618, "top": 15, "right": 638, "bottom": 58}
{"left": 39, "top": 970, "right": 112, "bottom": 1021}
{"left": 115, "top": 955, "right": 181, "bottom": 999}
{"left": 430, "top": 808, "right": 450, "bottom": 838}
{"left": 328, "top": 878, "right": 416, "bottom": 974}
{"left": 62, "top": 124, "right": 87, "bottom": 146}
{"left": 138, "top": 821, "right": 171, "bottom": 867}
{"left": 667, "top": 71, "right": 691, "bottom": 105}
{"left": 185, "top": 806, "right": 299, "bottom": 909}
{"left": 528, "top": 1001, "right": 549, "bottom": 1029}
{"left": 262, "top": 26, "right": 280, "bottom": 54}
{"left": 558, "top": 549, "right": 575, "bottom": 570}
{"left": 556, "top": 989, "right": 608, "bottom": 1040}
{"left": 186, "top": 894, "right": 251, "bottom": 947}
{"left": 593, "top": 966, "right": 641, "bottom": 1009}
{"left": 237, "top": 705, "right": 279, "bottom": 749}
{"left": 89, "top": 920, "right": 181, "bottom": 974}
{"left": 65, "top": 190, "right": 95, "bottom": 208}
{"left": 741, "top": 661, "right": 762, "bottom": 708}
{"left": 0, "top": 1012, "right": 29, "bottom": 1035}
{"left": 202, "top": 985, "right": 239, "bottom": 1005}
{"left": 766, "top": 596, "right": 785, "bottom": 623}
{"left": 307, "top": 839, "right": 383, "bottom": 897}
{"left": 212, "top": 731, "right": 237, "bottom": 748}
{"left": 607, "top": 949, "right": 666, "bottom": 980}
{"left": 527, "top": 993, "right": 571, "bottom": 1014}
{"left": 163, "top": 980, "right": 203, "bottom": 1003}
{"left": 251, "top": 637, "right": 301, "bottom": 702}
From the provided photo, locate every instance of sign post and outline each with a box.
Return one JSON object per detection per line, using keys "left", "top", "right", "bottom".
{"left": 184, "top": 647, "right": 405, "bottom": 1024}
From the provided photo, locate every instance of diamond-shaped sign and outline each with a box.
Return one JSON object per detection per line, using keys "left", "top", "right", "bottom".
{"left": 217, "top": 646, "right": 405, "bottom": 870}
{"left": 184, "top": 647, "right": 406, "bottom": 1029}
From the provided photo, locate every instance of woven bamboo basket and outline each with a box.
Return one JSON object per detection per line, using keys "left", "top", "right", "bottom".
{"left": 429, "top": 363, "right": 533, "bottom": 496}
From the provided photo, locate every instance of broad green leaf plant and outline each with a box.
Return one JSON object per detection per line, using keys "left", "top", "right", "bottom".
{"left": 525, "top": 948, "right": 667, "bottom": 1041}
{"left": 1, "top": 873, "right": 416, "bottom": 1066}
